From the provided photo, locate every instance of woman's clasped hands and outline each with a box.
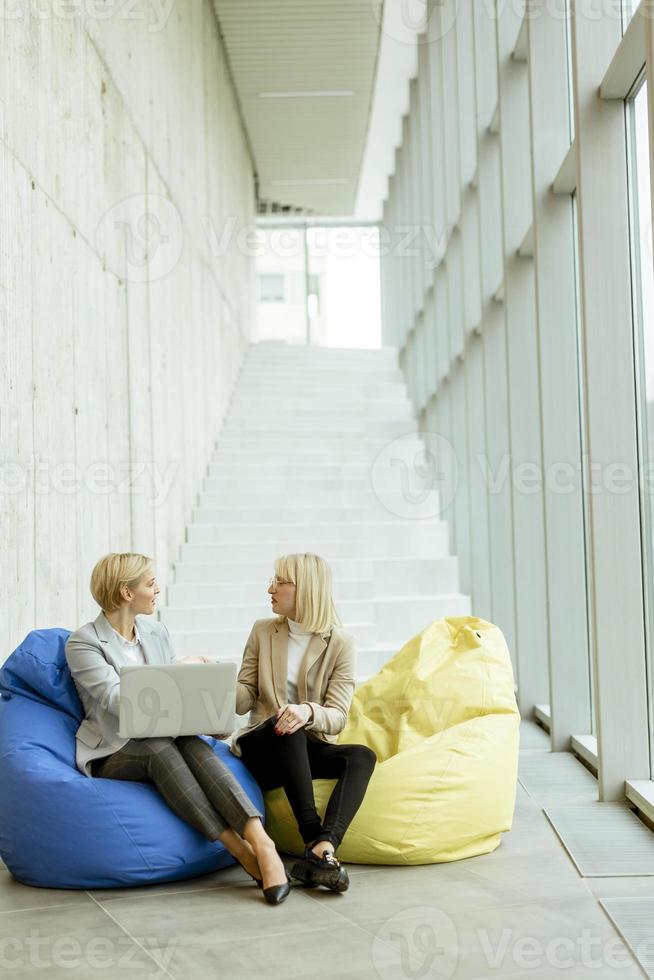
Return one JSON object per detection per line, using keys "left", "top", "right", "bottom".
{"left": 274, "top": 703, "right": 312, "bottom": 735}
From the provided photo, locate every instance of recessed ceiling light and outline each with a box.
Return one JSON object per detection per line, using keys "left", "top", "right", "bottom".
{"left": 257, "top": 90, "right": 354, "bottom": 98}
{"left": 269, "top": 178, "right": 350, "bottom": 186}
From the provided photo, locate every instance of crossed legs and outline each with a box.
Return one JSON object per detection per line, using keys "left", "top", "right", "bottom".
{"left": 92, "top": 734, "right": 287, "bottom": 887}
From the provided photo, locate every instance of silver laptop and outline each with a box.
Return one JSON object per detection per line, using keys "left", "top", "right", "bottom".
{"left": 118, "top": 662, "right": 237, "bottom": 739}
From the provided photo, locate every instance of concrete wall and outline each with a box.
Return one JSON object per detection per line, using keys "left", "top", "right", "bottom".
{"left": 0, "top": 0, "right": 256, "bottom": 657}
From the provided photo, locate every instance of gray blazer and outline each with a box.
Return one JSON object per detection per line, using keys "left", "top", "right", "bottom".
{"left": 65, "top": 611, "right": 176, "bottom": 777}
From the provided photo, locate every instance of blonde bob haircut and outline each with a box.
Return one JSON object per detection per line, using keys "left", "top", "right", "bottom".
{"left": 90, "top": 552, "right": 154, "bottom": 613}
{"left": 273, "top": 552, "right": 341, "bottom": 635}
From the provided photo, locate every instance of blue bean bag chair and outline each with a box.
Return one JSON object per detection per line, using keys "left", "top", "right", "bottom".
{"left": 0, "top": 629, "right": 264, "bottom": 889}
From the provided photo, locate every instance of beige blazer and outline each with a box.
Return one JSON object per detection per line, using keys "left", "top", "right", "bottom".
{"left": 229, "top": 617, "right": 357, "bottom": 758}
{"left": 65, "top": 611, "right": 176, "bottom": 777}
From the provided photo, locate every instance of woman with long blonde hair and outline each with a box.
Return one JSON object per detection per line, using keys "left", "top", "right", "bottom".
{"left": 230, "top": 552, "right": 377, "bottom": 892}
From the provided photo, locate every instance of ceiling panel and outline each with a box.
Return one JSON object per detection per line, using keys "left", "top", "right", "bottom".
{"left": 213, "top": 0, "right": 383, "bottom": 215}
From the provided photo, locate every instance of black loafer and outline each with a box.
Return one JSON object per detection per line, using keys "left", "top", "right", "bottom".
{"left": 263, "top": 869, "right": 292, "bottom": 906}
{"left": 290, "top": 847, "right": 349, "bottom": 893}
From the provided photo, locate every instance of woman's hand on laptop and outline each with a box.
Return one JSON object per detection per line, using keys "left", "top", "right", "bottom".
{"left": 179, "top": 656, "right": 212, "bottom": 664}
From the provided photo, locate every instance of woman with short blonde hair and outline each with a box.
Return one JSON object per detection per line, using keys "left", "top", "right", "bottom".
{"left": 89, "top": 553, "right": 153, "bottom": 612}
{"left": 65, "top": 552, "right": 292, "bottom": 905}
{"left": 231, "top": 552, "right": 377, "bottom": 893}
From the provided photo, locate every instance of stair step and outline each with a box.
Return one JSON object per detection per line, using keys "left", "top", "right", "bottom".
{"left": 174, "top": 557, "right": 376, "bottom": 583}
{"left": 192, "top": 499, "right": 440, "bottom": 524}
{"left": 172, "top": 556, "right": 458, "bottom": 592}
{"left": 168, "top": 621, "right": 379, "bottom": 657}
{"left": 215, "top": 441, "right": 425, "bottom": 458}
{"left": 376, "top": 594, "right": 472, "bottom": 641}
{"left": 162, "top": 599, "right": 376, "bottom": 631}
{"left": 199, "top": 488, "right": 371, "bottom": 506}
{"left": 205, "top": 471, "right": 370, "bottom": 487}
{"left": 193, "top": 506, "right": 369, "bottom": 524}
{"left": 211, "top": 450, "right": 382, "bottom": 465}
{"left": 216, "top": 433, "right": 420, "bottom": 449}
{"left": 222, "top": 418, "right": 416, "bottom": 434}
{"left": 237, "top": 369, "right": 404, "bottom": 383}
{"left": 243, "top": 354, "right": 398, "bottom": 367}
{"left": 374, "top": 557, "right": 461, "bottom": 595}
{"left": 200, "top": 484, "right": 434, "bottom": 502}
{"left": 249, "top": 341, "right": 397, "bottom": 361}
{"left": 180, "top": 532, "right": 450, "bottom": 561}
{"left": 233, "top": 383, "right": 408, "bottom": 398}
{"left": 185, "top": 520, "right": 448, "bottom": 548}
{"left": 227, "top": 400, "right": 414, "bottom": 420}
{"left": 167, "top": 578, "right": 376, "bottom": 605}
{"left": 206, "top": 462, "right": 370, "bottom": 475}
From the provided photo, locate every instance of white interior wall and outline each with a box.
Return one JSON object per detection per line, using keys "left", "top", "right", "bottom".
{"left": 0, "top": 2, "right": 255, "bottom": 658}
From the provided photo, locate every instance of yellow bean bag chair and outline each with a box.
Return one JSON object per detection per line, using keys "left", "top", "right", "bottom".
{"left": 264, "top": 615, "right": 521, "bottom": 864}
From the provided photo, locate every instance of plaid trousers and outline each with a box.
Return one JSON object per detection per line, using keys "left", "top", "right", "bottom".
{"left": 91, "top": 735, "right": 262, "bottom": 841}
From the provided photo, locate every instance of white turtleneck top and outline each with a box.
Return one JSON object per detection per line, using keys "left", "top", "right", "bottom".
{"left": 286, "top": 617, "right": 314, "bottom": 704}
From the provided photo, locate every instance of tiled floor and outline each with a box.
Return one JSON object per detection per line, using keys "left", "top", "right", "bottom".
{"left": 0, "top": 721, "right": 651, "bottom": 979}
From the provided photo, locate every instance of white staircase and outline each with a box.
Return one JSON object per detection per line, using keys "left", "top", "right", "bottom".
{"left": 161, "top": 341, "right": 471, "bottom": 681}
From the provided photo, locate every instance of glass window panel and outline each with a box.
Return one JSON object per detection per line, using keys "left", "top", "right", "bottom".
{"left": 572, "top": 191, "right": 596, "bottom": 734}
{"left": 626, "top": 77, "right": 654, "bottom": 774}
{"left": 564, "top": 0, "right": 575, "bottom": 141}
{"left": 622, "top": 0, "right": 638, "bottom": 32}
{"left": 258, "top": 273, "right": 285, "bottom": 303}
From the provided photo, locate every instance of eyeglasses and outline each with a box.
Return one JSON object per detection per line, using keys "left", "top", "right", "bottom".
{"left": 268, "top": 577, "right": 293, "bottom": 588}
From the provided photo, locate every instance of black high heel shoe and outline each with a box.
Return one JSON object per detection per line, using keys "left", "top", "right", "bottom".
{"left": 234, "top": 857, "right": 263, "bottom": 889}
{"left": 263, "top": 869, "right": 292, "bottom": 906}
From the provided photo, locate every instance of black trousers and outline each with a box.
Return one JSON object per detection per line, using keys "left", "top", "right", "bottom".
{"left": 237, "top": 715, "right": 376, "bottom": 851}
